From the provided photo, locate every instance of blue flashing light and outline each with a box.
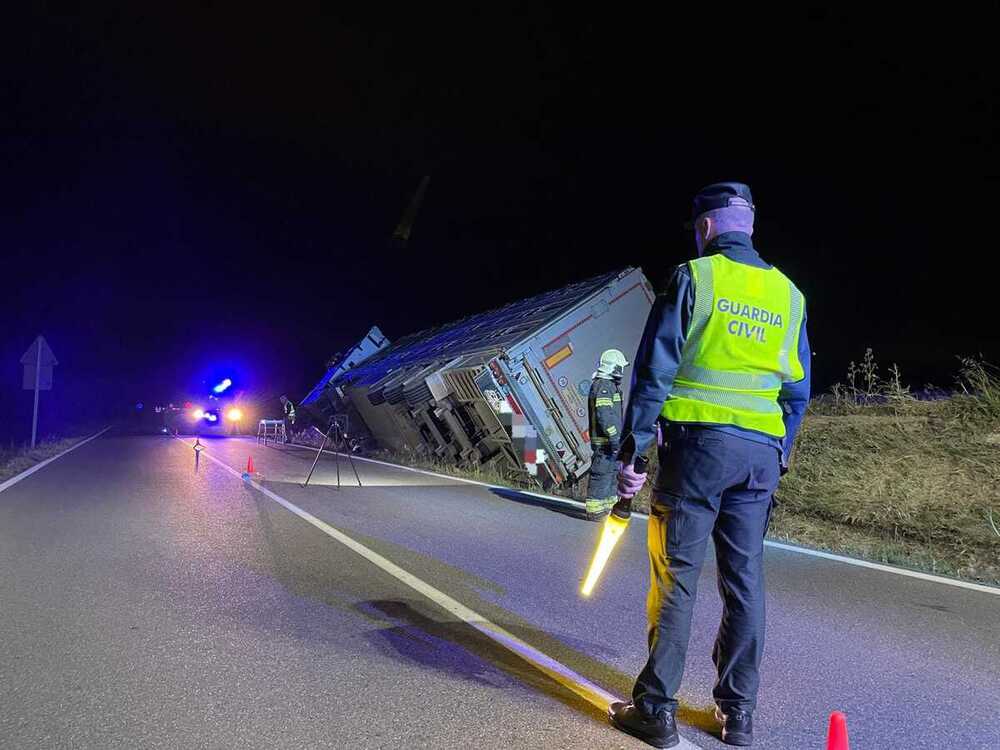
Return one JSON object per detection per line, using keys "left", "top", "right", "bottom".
{"left": 213, "top": 378, "right": 233, "bottom": 394}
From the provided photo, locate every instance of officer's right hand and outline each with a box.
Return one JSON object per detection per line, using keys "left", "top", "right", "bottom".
{"left": 617, "top": 463, "right": 648, "bottom": 499}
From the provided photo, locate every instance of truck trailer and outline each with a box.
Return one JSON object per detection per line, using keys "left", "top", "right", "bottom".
{"left": 303, "top": 267, "right": 654, "bottom": 489}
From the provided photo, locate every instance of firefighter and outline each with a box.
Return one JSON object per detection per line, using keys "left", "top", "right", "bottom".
{"left": 609, "top": 183, "right": 811, "bottom": 748}
{"left": 585, "top": 349, "right": 629, "bottom": 521}
{"left": 279, "top": 395, "right": 296, "bottom": 444}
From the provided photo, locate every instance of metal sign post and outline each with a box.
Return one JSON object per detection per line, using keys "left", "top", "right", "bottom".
{"left": 20, "top": 336, "right": 58, "bottom": 449}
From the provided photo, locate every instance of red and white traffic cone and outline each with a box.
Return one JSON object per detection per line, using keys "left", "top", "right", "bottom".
{"left": 826, "top": 711, "right": 850, "bottom": 750}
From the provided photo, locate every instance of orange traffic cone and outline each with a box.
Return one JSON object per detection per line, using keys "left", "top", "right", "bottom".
{"left": 247, "top": 456, "right": 255, "bottom": 474}
{"left": 826, "top": 711, "right": 850, "bottom": 750}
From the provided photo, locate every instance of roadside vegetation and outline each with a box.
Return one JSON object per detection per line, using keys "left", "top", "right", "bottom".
{"left": 773, "top": 354, "right": 1000, "bottom": 584}
{"left": 377, "top": 447, "right": 538, "bottom": 491}
{"left": 620, "top": 353, "right": 998, "bottom": 584}
{"left": 291, "top": 426, "right": 529, "bottom": 489}
{"left": 330, "top": 353, "right": 999, "bottom": 586}
{"left": 627, "top": 353, "right": 1000, "bottom": 584}
{"left": 0, "top": 431, "right": 98, "bottom": 485}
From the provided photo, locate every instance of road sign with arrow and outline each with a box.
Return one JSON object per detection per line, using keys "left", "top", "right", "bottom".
{"left": 20, "top": 335, "right": 58, "bottom": 448}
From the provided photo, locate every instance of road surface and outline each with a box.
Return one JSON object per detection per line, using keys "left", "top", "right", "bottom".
{"left": 1, "top": 432, "right": 998, "bottom": 749}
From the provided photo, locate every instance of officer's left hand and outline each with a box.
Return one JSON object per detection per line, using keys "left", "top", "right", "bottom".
{"left": 617, "top": 462, "right": 647, "bottom": 499}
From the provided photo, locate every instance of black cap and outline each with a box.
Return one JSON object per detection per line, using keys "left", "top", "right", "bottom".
{"left": 688, "top": 182, "right": 755, "bottom": 227}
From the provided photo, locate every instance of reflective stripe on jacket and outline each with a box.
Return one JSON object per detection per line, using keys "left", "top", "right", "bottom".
{"left": 589, "top": 376, "right": 623, "bottom": 451}
{"left": 660, "top": 253, "right": 805, "bottom": 437}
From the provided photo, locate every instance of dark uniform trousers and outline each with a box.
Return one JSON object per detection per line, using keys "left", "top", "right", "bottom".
{"left": 587, "top": 448, "right": 619, "bottom": 500}
{"left": 633, "top": 423, "right": 780, "bottom": 715}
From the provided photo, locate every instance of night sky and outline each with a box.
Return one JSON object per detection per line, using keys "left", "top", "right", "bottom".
{"left": 3, "top": 6, "right": 997, "bottom": 433}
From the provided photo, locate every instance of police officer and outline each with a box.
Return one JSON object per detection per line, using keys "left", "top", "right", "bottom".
{"left": 609, "top": 183, "right": 811, "bottom": 748}
{"left": 585, "top": 349, "right": 630, "bottom": 520}
{"left": 279, "top": 395, "right": 296, "bottom": 444}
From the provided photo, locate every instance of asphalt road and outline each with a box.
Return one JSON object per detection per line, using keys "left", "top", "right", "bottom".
{"left": 1, "top": 433, "right": 998, "bottom": 749}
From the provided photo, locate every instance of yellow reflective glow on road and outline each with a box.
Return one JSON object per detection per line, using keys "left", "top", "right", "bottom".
{"left": 581, "top": 513, "right": 630, "bottom": 596}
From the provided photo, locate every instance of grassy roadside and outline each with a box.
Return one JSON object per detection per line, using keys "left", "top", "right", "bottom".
{"left": 658, "top": 357, "right": 999, "bottom": 585}
{"left": 770, "top": 359, "right": 1000, "bottom": 585}
{"left": 0, "top": 430, "right": 103, "bottom": 486}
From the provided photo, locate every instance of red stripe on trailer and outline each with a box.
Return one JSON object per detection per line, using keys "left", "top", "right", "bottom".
{"left": 641, "top": 282, "right": 655, "bottom": 305}
{"left": 610, "top": 281, "right": 646, "bottom": 306}
{"left": 543, "top": 276, "right": 647, "bottom": 350}
{"left": 506, "top": 394, "right": 523, "bottom": 415}
{"left": 543, "top": 315, "right": 593, "bottom": 351}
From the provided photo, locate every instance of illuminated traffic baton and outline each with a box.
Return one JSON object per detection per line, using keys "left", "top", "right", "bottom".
{"left": 580, "top": 509, "right": 630, "bottom": 597}
{"left": 580, "top": 455, "right": 648, "bottom": 597}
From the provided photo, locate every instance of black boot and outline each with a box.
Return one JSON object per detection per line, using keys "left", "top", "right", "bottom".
{"left": 608, "top": 701, "right": 679, "bottom": 748}
{"left": 715, "top": 706, "right": 753, "bottom": 746}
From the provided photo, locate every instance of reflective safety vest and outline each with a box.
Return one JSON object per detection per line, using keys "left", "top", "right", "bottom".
{"left": 660, "top": 254, "right": 805, "bottom": 437}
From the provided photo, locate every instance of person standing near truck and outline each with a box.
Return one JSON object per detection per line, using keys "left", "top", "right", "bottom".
{"left": 279, "top": 394, "right": 296, "bottom": 443}
{"left": 585, "top": 349, "right": 630, "bottom": 521}
{"left": 610, "top": 182, "right": 811, "bottom": 747}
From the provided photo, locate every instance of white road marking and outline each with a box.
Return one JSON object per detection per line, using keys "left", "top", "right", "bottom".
{"left": 291, "top": 442, "right": 591, "bottom": 510}
{"left": 0, "top": 427, "right": 112, "bottom": 495}
{"left": 185, "top": 438, "right": 702, "bottom": 749}
{"left": 761, "top": 540, "right": 1000, "bottom": 596}
{"left": 291, "top": 441, "right": 1000, "bottom": 597}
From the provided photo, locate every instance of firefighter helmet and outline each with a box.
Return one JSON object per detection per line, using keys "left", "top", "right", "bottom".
{"left": 596, "top": 349, "right": 629, "bottom": 379}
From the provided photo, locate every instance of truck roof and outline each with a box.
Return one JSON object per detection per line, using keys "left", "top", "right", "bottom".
{"left": 334, "top": 268, "right": 632, "bottom": 391}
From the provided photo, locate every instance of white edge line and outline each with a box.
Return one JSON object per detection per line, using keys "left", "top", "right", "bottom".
{"left": 290, "top": 442, "right": 592, "bottom": 511}
{"left": 761, "top": 540, "right": 1000, "bottom": 596}
{"left": 290, "top": 441, "right": 1000, "bottom": 597}
{"left": 0, "top": 427, "right": 112, "bottom": 495}
{"left": 185, "top": 437, "right": 701, "bottom": 749}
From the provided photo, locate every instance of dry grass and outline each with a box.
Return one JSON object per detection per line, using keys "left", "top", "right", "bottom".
{"left": 773, "top": 358, "right": 1000, "bottom": 584}
{"left": 0, "top": 435, "right": 93, "bottom": 485}
{"left": 630, "top": 357, "right": 1000, "bottom": 584}
{"left": 370, "top": 447, "right": 539, "bottom": 491}
{"left": 294, "top": 426, "right": 538, "bottom": 490}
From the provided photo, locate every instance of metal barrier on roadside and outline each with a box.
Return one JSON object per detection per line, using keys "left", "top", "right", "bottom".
{"left": 257, "top": 419, "right": 286, "bottom": 445}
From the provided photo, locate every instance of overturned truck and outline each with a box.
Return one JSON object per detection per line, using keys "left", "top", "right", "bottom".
{"left": 303, "top": 267, "right": 654, "bottom": 489}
